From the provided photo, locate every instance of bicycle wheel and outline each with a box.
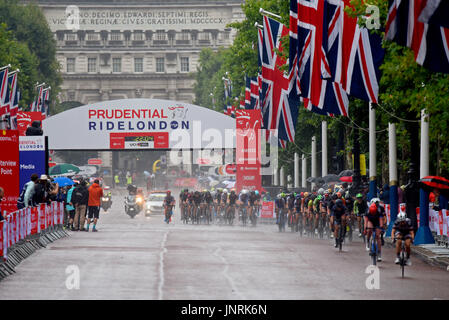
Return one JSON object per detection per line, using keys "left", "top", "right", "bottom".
{"left": 339, "top": 225, "right": 343, "bottom": 251}
{"left": 401, "top": 246, "right": 405, "bottom": 278}
{"left": 371, "top": 237, "right": 377, "bottom": 266}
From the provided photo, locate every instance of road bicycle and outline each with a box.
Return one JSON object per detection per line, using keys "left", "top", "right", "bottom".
{"left": 336, "top": 220, "right": 346, "bottom": 252}
{"left": 367, "top": 227, "right": 381, "bottom": 265}
{"left": 278, "top": 208, "right": 287, "bottom": 232}
{"left": 240, "top": 205, "right": 248, "bottom": 226}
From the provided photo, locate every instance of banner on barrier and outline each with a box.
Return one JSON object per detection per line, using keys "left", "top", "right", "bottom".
{"left": 31, "top": 207, "right": 38, "bottom": 235}
{"left": 1, "top": 221, "right": 6, "bottom": 260}
{"left": 260, "top": 201, "right": 275, "bottom": 219}
{"left": 0, "top": 130, "right": 20, "bottom": 215}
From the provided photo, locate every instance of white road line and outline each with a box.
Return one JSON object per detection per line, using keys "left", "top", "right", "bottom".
{"left": 213, "top": 247, "right": 245, "bottom": 299}
{"left": 158, "top": 230, "right": 169, "bottom": 300}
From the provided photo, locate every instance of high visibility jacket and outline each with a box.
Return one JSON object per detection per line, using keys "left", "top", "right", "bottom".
{"left": 127, "top": 176, "right": 132, "bottom": 185}
{"left": 114, "top": 175, "right": 120, "bottom": 183}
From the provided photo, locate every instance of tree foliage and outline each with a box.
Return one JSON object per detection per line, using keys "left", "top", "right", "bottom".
{"left": 0, "top": 0, "right": 61, "bottom": 111}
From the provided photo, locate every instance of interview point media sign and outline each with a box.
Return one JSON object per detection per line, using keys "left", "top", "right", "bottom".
{"left": 0, "top": 130, "right": 20, "bottom": 215}
{"left": 235, "top": 110, "right": 262, "bottom": 193}
{"left": 19, "top": 136, "right": 46, "bottom": 191}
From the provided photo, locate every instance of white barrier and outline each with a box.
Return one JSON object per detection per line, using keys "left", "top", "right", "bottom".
{"left": 0, "top": 202, "right": 65, "bottom": 260}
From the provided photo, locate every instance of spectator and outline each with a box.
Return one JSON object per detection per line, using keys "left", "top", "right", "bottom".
{"left": 380, "top": 184, "right": 390, "bottom": 204}
{"left": 71, "top": 179, "right": 89, "bottom": 231}
{"left": 17, "top": 173, "right": 39, "bottom": 209}
{"left": 0, "top": 187, "right": 4, "bottom": 221}
{"left": 25, "top": 120, "right": 43, "bottom": 136}
{"left": 66, "top": 184, "right": 76, "bottom": 230}
{"left": 86, "top": 179, "right": 103, "bottom": 232}
{"left": 32, "top": 175, "right": 50, "bottom": 205}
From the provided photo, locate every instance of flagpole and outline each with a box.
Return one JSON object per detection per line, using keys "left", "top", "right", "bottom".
{"left": 302, "top": 154, "right": 307, "bottom": 189}
{"left": 294, "top": 153, "right": 300, "bottom": 189}
{"left": 7, "top": 69, "right": 20, "bottom": 76}
{"left": 415, "top": 109, "right": 434, "bottom": 245}
{"left": 311, "top": 136, "right": 317, "bottom": 191}
{"left": 368, "top": 103, "right": 377, "bottom": 201}
{"left": 386, "top": 122, "right": 398, "bottom": 237}
{"left": 321, "top": 121, "right": 328, "bottom": 177}
{"left": 254, "top": 22, "right": 263, "bottom": 30}
{"left": 0, "top": 64, "right": 11, "bottom": 71}
{"left": 259, "top": 8, "right": 282, "bottom": 20}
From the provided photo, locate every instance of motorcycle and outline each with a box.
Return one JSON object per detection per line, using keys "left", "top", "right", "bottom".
{"left": 124, "top": 194, "right": 143, "bottom": 218}
{"left": 101, "top": 195, "right": 112, "bottom": 212}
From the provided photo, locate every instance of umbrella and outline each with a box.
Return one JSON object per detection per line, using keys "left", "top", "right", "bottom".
{"left": 53, "top": 176, "right": 75, "bottom": 187}
{"left": 338, "top": 170, "right": 354, "bottom": 177}
{"left": 321, "top": 174, "right": 341, "bottom": 183}
{"left": 340, "top": 176, "right": 353, "bottom": 183}
{"left": 306, "top": 177, "right": 325, "bottom": 184}
{"left": 143, "top": 171, "right": 150, "bottom": 177}
{"left": 49, "top": 164, "right": 80, "bottom": 176}
{"left": 419, "top": 176, "right": 449, "bottom": 190}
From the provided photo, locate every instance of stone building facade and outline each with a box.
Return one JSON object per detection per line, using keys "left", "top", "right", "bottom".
{"left": 34, "top": 0, "right": 244, "bottom": 105}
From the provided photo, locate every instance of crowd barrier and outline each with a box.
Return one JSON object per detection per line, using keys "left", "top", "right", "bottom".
{"left": 0, "top": 202, "right": 69, "bottom": 281}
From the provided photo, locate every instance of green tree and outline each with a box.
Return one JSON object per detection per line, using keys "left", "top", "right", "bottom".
{"left": 0, "top": 0, "right": 61, "bottom": 112}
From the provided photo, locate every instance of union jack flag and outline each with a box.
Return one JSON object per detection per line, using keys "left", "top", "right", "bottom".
{"left": 386, "top": 0, "right": 449, "bottom": 74}
{"left": 1, "top": 73, "right": 18, "bottom": 119}
{"left": 260, "top": 15, "right": 299, "bottom": 144}
{"left": 41, "top": 88, "right": 50, "bottom": 119}
{"left": 418, "top": 0, "right": 449, "bottom": 29}
{"left": 244, "top": 75, "right": 260, "bottom": 110}
{"left": 326, "top": 0, "right": 384, "bottom": 104}
{"left": 290, "top": 0, "right": 349, "bottom": 116}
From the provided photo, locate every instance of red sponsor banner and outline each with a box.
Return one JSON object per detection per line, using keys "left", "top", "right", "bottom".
{"left": 261, "top": 201, "right": 275, "bottom": 218}
{"left": 88, "top": 158, "right": 102, "bottom": 165}
{"left": 235, "top": 110, "right": 262, "bottom": 193}
{"left": 174, "top": 178, "right": 198, "bottom": 188}
{"left": 0, "top": 130, "right": 20, "bottom": 215}
{"left": 109, "top": 132, "right": 169, "bottom": 149}
{"left": 438, "top": 210, "right": 444, "bottom": 236}
{"left": 39, "top": 204, "right": 46, "bottom": 232}
{"left": 17, "top": 112, "right": 42, "bottom": 136}
{"left": 0, "top": 221, "right": 4, "bottom": 258}
{"left": 30, "top": 207, "right": 38, "bottom": 235}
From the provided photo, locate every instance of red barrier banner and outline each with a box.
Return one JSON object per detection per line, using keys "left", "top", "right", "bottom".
{"left": 0, "top": 130, "right": 20, "bottom": 215}
{"left": 30, "top": 207, "right": 38, "bottom": 235}
{"left": 7, "top": 215, "right": 11, "bottom": 248}
{"left": 416, "top": 207, "right": 420, "bottom": 227}
{"left": 444, "top": 210, "right": 449, "bottom": 237}
{"left": 59, "top": 202, "right": 64, "bottom": 224}
{"left": 27, "top": 207, "right": 32, "bottom": 236}
{"left": 12, "top": 212, "right": 17, "bottom": 245}
{"left": 17, "top": 112, "right": 42, "bottom": 136}
{"left": 235, "top": 110, "right": 262, "bottom": 193}
{"left": 260, "top": 201, "right": 275, "bottom": 219}
{"left": 0, "top": 221, "right": 4, "bottom": 258}
{"left": 438, "top": 210, "right": 444, "bottom": 236}
{"left": 39, "top": 204, "right": 45, "bottom": 233}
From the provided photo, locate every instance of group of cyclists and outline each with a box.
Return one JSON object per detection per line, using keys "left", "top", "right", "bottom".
{"left": 160, "top": 183, "right": 415, "bottom": 266}
{"left": 167, "top": 188, "right": 262, "bottom": 226}
{"left": 273, "top": 186, "right": 415, "bottom": 266}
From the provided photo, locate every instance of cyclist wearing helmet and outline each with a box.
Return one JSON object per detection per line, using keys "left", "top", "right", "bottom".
{"left": 354, "top": 193, "right": 368, "bottom": 237}
{"left": 226, "top": 189, "right": 238, "bottom": 221}
{"left": 391, "top": 211, "right": 415, "bottom": 265}
{"left": 330, "top": 199, "right": 347, "bottom": 247}
{"left": 364, "top": 202, "right": 384, "bottom": 261}
{"left": 215, "top": 188, "right": 223, "bottom": 215}
{"left": 287, "top": 193, "right": 296, "bottom": 227}
{"left": 248, "top": 190, "right": 258, "bottom": 222}
{"left": 370, "top": 197, "right": 387, "bottom": 246}
{"left": 312, "top": 195, "right": 322, "bottom": 234}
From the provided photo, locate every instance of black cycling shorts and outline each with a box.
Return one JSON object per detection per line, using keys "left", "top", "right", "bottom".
{"left": 395, "top": 231, "right": 413, "bottom": 241}
{"left": 88, "top": 206, "right": 100, "bottom": 219}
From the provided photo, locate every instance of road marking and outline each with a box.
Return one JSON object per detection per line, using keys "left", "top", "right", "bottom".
{"left": 213, "top": 247, "right": 245, "bottom": 299}
{"left": 158, "top": 230, "right": 169, "bottom": 300}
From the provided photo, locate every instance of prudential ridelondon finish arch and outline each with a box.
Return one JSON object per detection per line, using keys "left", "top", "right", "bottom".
{"left": 42, "top": 99, "right": 237, "bottom": 150}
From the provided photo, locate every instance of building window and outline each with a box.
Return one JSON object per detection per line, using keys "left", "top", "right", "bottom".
{"left": 156, "top": 57, "right": 165, "bottom": 72}
{"left": 199, "top": 32, "right": 210, "bottom": 41}
{"left": 134, "top": 58, "right": 143, "bottom": 73}
{"left": 87, "top": 33, "right": 99, "bottom": 41}
{"left": 65, "top": 33, "right": 77, "bottom": 41}
{"left": 133, "top": 32, "right": 144, "bottom": 41}
{"left": 181, "top": 57, "right": 189, "bottom": 72}
{"left": 88, "top": 58, "right": 97, "bottom": 73}
{"left": 112, "top": 58, "right": 122, "bottom": 72}
{"left": 156, "top": 30, "right": 166, "bottom": 41}
{"left": 110, "top": 32, "right": 122, "bottom": 41}
{"left": 66, "top": 58, "right": 75, "bottom": 73}
{"left": 177, "top": 31, "right": 190, "bottom": 41}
